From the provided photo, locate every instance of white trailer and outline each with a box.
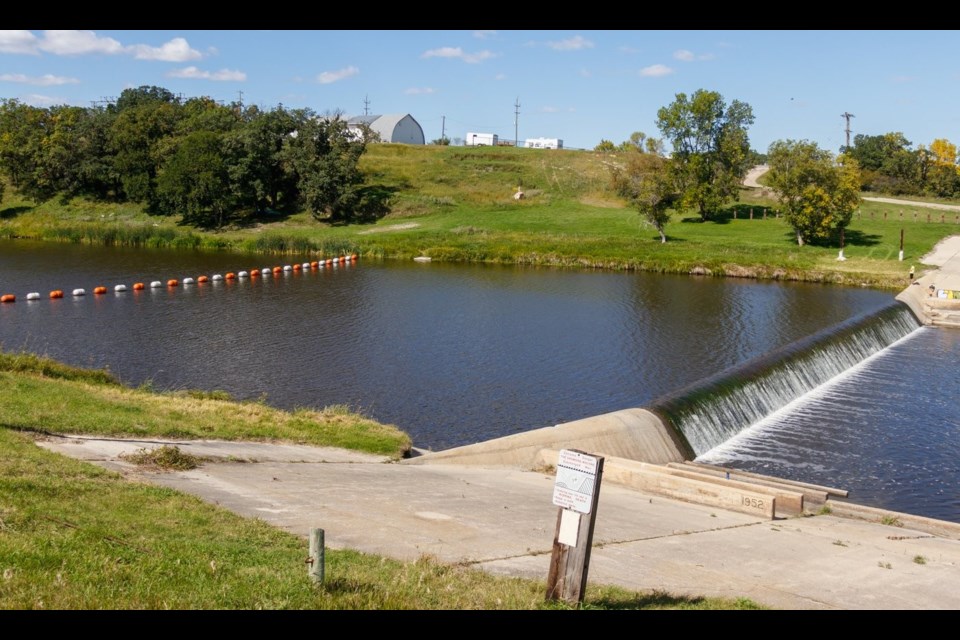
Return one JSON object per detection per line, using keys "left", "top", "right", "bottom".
{"left": 466, "top": 132, "right": 499, "bottom": 146}
{"left": 524, "top": 137, "right": 563, "bottom": 150}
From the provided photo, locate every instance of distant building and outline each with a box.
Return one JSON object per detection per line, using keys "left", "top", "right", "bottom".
{"left": 524, "top": 137, "right": 564, "bottom": 150}
{"left": 346, "top": 114, "right": 425, "bottom": 145}
{"left": 465, "top": 132, "right": 499, "bottom": 147}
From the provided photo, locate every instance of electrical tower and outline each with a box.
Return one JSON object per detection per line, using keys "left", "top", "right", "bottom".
{"left": 514, "top": 97, "right": 521, "bottom": 147}
{"left": 841, "top": 112, "right": 855, "bottom": 149}
{"left": 363, "top": 95, "right": 371, "bottom": 116}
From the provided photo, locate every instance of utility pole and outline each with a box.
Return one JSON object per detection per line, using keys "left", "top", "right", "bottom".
{"left": 841, "top": 112, "right": 855, "bottom": 149}
{"left": 363, "top": 95, "right": 371, "bottom": 116}
{"left": 237, "top": 90, "right": 243, "bottom": 109}
{"left": 441, "top": 115, "right": 446, "bottom": 142}
{"left": 514, "top": 97, "right": 521, "bottom": 147}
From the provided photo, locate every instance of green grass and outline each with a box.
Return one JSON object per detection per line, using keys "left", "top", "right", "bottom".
{"left": 4, "top": 145, "right": 958, "bottom": 290}
{"left": 0, "top": 428, "right": 763, "bottom": 609}
{"left": 0, "top": 350, "right": 411, "bottom": 458}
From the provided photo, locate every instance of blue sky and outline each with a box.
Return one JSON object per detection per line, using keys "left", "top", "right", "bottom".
{"left": 2, "top": 30, "right": 957, "bottom": 153}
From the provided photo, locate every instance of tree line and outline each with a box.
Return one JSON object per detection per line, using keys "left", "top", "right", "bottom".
{"left": 605, "top": 89, "right": 865, "bottom": 247}
{"left": 0, "top": 86, "right": 373, "bottom": 228}
{"left": 843, "top": 132, "right": 960, "bottom": 198}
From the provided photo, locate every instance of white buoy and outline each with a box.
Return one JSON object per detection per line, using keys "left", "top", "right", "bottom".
{"left": 261, "top": 268, "right": 271, "bottom": 275}
{"left": 283, "top": 265, "right": 292, "bottom": 272}
{"left": 150, "top": 281, "right": 163, "bottom": 288}
{"left": 301, "top": 262, "right": 310, "bottom": 270}
{"left": 212, "top": 274, "right": 223, "bottom": 281}
{"left": 183, "top": 277, "right": 196, "bottom": 285}
{"left": 72, "top": 288, "right": 86, "bottom": 296}
{"left": 238, "top": 271, "right": 249, "bottom": 278}
{"left": 114, "top": 284, "right": 128, "bottom": 292}
{"left": 26, "top": 292, "right": 40, "bottom": 300}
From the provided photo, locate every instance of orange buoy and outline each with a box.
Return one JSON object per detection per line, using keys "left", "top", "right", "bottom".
{"left": 326, "top": 258, "right": 333, "bottom": 266}
{"left": 339, "top": 255, "right": 346, "bottom": 263}
{"left": 50, "top": 290, "right": 64, "bottom": 299}
{"left": 310, "top": 261, "right": 319, "bottom": 269}
{"left": 292, "top": 264, "right": 302, "bottom": 271}
{"left": 250, "top": 269, "right": 260, "bottom": 278}
{"left": 272, "top": 266, "right": 282, "bottom": 274}
{"left": 1, "top": 294, "right": 15, "bottom": 303}
{"left": 93, "top": 286, "right": 107, "bottom": 295}
{"left": 197, "top": 275, "right": 209, "bottom": 283}
{"left": 225, "top": 272, "right": 236, "bottom": 280}
{"left": 351, "top": 253, "right": 358, "bottom": 261}
{"left": 133, "top": 282, "right": 145, "bottom": 291}
{"left": 167, "top": 279, "right": 178, "bottom": 287}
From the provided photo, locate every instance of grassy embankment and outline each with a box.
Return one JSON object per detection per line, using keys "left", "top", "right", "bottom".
{"left": 3, "top": 144, "right": 959, "bottom": 289}
{"left": 0, "top": 352, "right": 761, "bottom": 610}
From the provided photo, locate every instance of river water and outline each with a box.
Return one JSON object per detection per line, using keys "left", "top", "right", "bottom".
{"left": 1, "top": 239, "right": 956, "bottom": 521}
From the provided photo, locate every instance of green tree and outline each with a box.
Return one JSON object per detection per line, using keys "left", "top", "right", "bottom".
{"left": 156, "top": 131, "right": 235, "bottom": 228}
{"left": 285, "top": 112, "right": 366, "bottom": 222}
{"left": 0, "top": 99, "right": 48, "bottom": 199}
{"left": 594, "top": 139, "right": 615, "bottom": 152}
{"left": 224, "top": 105, "right": 299, "bottom": 213}
{"left": 656, "top": 89, "right": 755, "bottom": 221}
{"left": 611, "top": 152, "right": 677, "bottom": 243}
{"left": 431, "top": 136, "right": 451, "bottom": 146}
{"left": 767, "top": 140, "right": 861, "bottom": 247}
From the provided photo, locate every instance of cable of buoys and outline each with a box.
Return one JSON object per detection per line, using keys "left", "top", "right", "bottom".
{"left": 49, "top": 290, "right": 64, "bottom": 299}
{"left": 133, "top": 283, "right": 144, "bottom": 291}
{"left": 183, "top": 277, "right": 195, "bottom": 285}
{"left": 1, "top": 294, "right": 15, "bottom": 303}
{"left": 238, "top": 271, "right": 249, "bottom": 278}
{"left": 73, "top": 288, "right": 86, "bottom": 297}
{"left": 26, "top": 292, "right": 40, "bottom": 301}
{"left": 150, "top": 281, "right": 163, "bottom": 288}
{"left": 262, "top": 268, "right": 272, "bottom": 275}
{"left": 197, "top": 275, "right": 209, "bottom": 283}
{"left": 212, "top": 274, "right": 223, "bottom": 281}
{"left": 93, "top": 286, "right": 107, "bottom": 295}
{"left": 310, "top": 261, "right": 319, "bottom": 269}
{"left": 225, "top": 272, "right": 236, "bottom": 280}
{"left": 167, "top": 279, "right": 178, "bottom": 287}
{"left": 114, "top": 284, "right": 128, "bottom": 292}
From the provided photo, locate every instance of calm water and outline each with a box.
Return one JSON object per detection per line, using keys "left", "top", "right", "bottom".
{"left": 1, "top": 239, "right": 955, "bottom": 520}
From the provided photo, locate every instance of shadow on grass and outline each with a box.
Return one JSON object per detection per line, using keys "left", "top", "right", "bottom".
{"left": 328, "top": 184, "right": 399, "bottom": 227}
{"left": 0, "top": 205, "right": 33, "bottom": 219}
{"left": 581, "top": 591, "right": 763, "bottom": 610}
{"left": 781, "top": 229, "right": 882, "bottom": 248}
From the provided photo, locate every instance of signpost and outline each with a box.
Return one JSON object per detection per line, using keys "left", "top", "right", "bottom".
{"left": 545, "top": 449, "right": 604, "bottom": 605}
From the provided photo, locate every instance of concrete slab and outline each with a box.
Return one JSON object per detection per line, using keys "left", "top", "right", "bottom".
{"left": 34, "top": 435, "right": 960, "bottom": 610}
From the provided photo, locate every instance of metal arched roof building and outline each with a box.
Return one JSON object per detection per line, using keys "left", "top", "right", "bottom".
{"left": 346, "top": 114, "right": 425, "bottom": 145}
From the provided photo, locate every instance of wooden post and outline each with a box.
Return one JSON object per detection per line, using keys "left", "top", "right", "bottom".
{"left": 899, "top": 228, "right": 904, "bottom": 262}
{"left": 545, "top": 451, "right": 604, "bottom": 606}
{"left": 749, "top": 209, "right": 753, "bottom": 220}
{"left": 308, "top": 528, "right": 324, "bottom": 584}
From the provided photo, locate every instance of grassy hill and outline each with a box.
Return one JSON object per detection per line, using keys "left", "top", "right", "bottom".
{"left": 3, "top": 143, "right": 958, "bottom": 289}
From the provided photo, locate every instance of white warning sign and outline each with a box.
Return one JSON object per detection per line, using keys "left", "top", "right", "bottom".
{"left": 552, "top": 449, "right": 600, "bottom": 514}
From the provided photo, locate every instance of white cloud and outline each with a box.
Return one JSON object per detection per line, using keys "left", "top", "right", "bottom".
{"left": 22, "top": 93, "right": 64, "bottom": 106}
{"left": 421, "top": 46, "right": 495, "bottom": 63}
{"left": 547, "top": 35, "right": 593, "bottom": 51}
{"left": 473, "top": 30, "right": 496, "bottom": 39}
{"left": 540, "top": 106, "right": 560, "bottom": 113}
{"left": 167, "top": 66, "right": 246, "bottom": 81}
{"left": 131, "top": 37, "right": 202, "bottom": 62}
{"left": 640, "top": 64, "right": 674, "bottom": 77}
{"left": 38, "top": 30, "right": 125, "bottom": 55}
{"left": 494, "top": 73, "right": 506, "bottom": 80}
{"left": 674, "top": 49, "right": 695, "bottom": 61}
{"left": 618, "top": 45, "right": 640, "bottom": 54}
{"left": 316, "top": 65, "right": 359, "bottom": 84}
{"left": 1, "top": 30, "right": 204, "bottom": 62}
{"left": 404, "top": 87, "right": 436, "bottom": 95}
{"left": 0, "top": 73, "right": 79, "bottom": 86}
{"left": 0, "top": 30, "right": 40, "bottom": 54}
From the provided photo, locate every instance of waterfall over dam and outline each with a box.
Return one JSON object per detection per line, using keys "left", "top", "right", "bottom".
{"left": 649, "top": 301, "right": 922, "bottom": 457}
